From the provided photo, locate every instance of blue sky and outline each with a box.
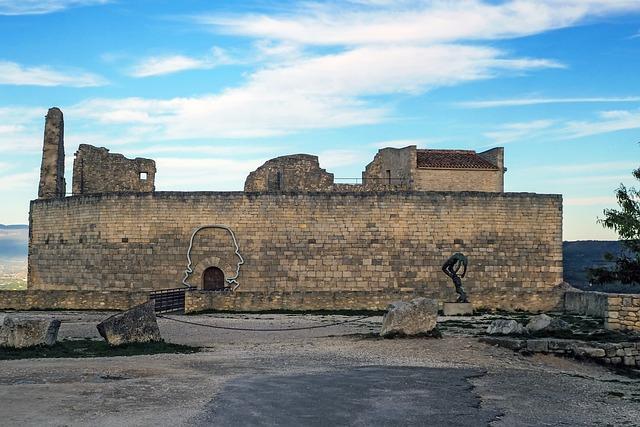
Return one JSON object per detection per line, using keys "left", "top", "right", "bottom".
{"left": 0, "top": 0, "right": 639, "bottom": 240}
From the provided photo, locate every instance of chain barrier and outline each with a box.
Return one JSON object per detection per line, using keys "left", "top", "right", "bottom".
{"left": 158, "top": 314, "right": 373, "bottom": 332}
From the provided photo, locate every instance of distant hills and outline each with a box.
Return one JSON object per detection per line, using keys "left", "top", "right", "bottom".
{"left": 0, "top": 224, "right": 28, "bottom": 259}
{"left": 0, "top": 224, "right": 28, "bottom": 230}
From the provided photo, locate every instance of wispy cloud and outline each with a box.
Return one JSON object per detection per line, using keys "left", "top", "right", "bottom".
{"left": 484, "top": 108, "right": 640, "bottom": 144}
{"left": 200, "top": 0, "right": 640, "bottom": 46}
{"left": 0, "top": 107, "right": 45, "bottom": 153}
{"left": 630, "top": 29, "right": 640, "bottom": 39}
{"left": 0, "top": 61, "right": 107, "bottom": 87}
{"left": 484, "top": 120, "right": 556, "bottom": 145}
{"left": 155, "top": 157, "right": 264, "bottom": 191}
{"left": 525, "top": 161, "right": 639, "bottom": 174}
{"left": 0, "top": 169, "right": 38, "bottom": 191}
{"left": 563, "top": 109, "right": 640, "bottom": 139}
{"left": 459, "top": 96, "right": 640, "bottom": 108}
{"left": 0, "top": 0, "right": 109, "bottom": 15}
{"left": 129, "top": 47, "right": 234, "bottom": 77}
{"left": 68, "top": 44, "right": 562, "bottom": 140}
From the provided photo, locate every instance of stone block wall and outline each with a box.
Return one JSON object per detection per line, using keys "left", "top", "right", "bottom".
{"left": 185, "top": 287, "right": 565, "bottom": 313}
{"left": 606, "top": 295, "right": 640, "bottom": 332}
{"left": 29, "top": 191, "right": 563, "bottom": 311}
{"left": 0, "top": 290, "right": 148, "bottom": 311}
{"left": 414, "top": 168, "right": 502, "bottom": 193}
{"left": 72, "top": 144, "right": 156, "bottom": 195}
{"left": 564, "top": 290, "right": 640, "bottom": 332}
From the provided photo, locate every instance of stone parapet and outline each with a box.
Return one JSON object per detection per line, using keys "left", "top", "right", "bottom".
{"left": 0, "top": 290, "right": 148, "bottom": 311}
{"left": 564, "top": 290, "right": 640, "bottom": 332}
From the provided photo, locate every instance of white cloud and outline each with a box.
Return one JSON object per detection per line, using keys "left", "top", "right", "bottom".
{"left": 0, "top": 107, "right": 45, "bottom": 153}
{"left": 0, "top": 169, "right": 38, "bottom": 191}
{"left": 458, "top": 96, "right": 640, "bottom": 108}
{"left": 0, "top": 61, "right": 107, "bottom": 87}
{"left": 317, "top": 149, "right": 367, "bottom": 169}
{"left": 154, "top": 157, "right": 264, "bottom": 190}
{"left": 563, "top": 109, "right": 640, "bottom": 139}
{"left": 484, "top": 120, "right": 556, "bottom": 144}
{"left": 126, "top": 144, "right": 284, "bottom": 157}
{"left": 129, "top": 47, "right": 234, "bottom": 78}
{"left": 67, "top": 43, "right": 562, "bottom": 141}
{"left": 201, "top": 0, "right": 640, "bottom": 46}
{"left": 0, "top": 0, "right": 109, "bottom": 15}
{"left": 526, "top": 161, "right": 639, "bottom": 174}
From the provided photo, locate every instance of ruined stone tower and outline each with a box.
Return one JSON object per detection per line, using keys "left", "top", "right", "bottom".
{"left": 37, "top": 107, "right": 65, "bottom": 199}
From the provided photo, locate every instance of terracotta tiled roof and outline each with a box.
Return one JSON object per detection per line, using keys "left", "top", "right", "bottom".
{"left": 416, "top": 149, "right": 499, "bottom": 170}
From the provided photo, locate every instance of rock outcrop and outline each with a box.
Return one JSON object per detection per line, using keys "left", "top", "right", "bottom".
{"left": 380, "top": 298, "right": 439, "bottom": 338}
{"left": 526, "top": 314, "right": 570, "bottom": 333}
{"left": 96, "top": 300, "right": 162, "bottom": 346}
{"left": 486, "top": 319, "right": 525, "bottom": 335}
{"left": 0, "top": 315, "right": 61, "bottom": 348}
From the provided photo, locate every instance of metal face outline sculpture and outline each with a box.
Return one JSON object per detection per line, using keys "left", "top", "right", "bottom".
{"left": 182, "top": 224, "right": 245, "bottom": 290}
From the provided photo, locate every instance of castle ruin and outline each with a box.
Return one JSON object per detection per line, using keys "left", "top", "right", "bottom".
{"left": 27, "top": 108, "right": 564, "bottom": 312}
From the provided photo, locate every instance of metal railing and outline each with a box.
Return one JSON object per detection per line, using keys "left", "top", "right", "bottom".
{"left": 334, "top": 177, "right": 408, "bottom": 185}
{"left": 149, "top": 288, "right": 186, "bottom": 313}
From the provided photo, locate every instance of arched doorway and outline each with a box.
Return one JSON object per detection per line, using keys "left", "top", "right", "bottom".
{"left": 203, "top": 267, "right": 226, "bottom": 291}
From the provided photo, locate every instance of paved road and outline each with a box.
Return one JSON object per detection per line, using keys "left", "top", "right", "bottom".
{"left": 193, "top": 366, "right": 500, "bottom": 426}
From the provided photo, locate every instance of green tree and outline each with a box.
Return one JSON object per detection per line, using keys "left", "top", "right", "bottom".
{"left": 587, "top": 167, "right": 640, "bottom": 285}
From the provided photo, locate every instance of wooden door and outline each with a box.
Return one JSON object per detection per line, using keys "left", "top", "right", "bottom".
{"left": 203, "top": 267, "right": 226, "bottom": 291}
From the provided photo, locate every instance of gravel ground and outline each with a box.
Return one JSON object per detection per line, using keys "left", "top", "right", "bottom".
{"left": 0, "top": 311, "right": 639, "bottom": 426}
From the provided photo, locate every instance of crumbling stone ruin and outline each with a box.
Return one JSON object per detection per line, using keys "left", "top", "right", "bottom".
{"left": 72, "top": 144, "right": 156, "bottom": 195}
{"left": 245, "top": 154, "right": 334, "bottom": 192}
{"left": 25, "top": 107, "right": 566, "bottom": 313}
{"left": 37, "top": 108, "right": 66, "bottom": 199}
{"left": 244, "top": 146, "right": 505, "bottom": 193}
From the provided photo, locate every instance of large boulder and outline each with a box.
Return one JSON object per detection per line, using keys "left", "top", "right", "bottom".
{"left": 486, "top": 319, "right": 525, "bottom": 335}
{"left": 526, "top": 314, "right": 571, "bottom": 333}
{"left": 0, "top": 315, "right": 61, "bottom": 348}
{"left": 380, "top": 298, "right": 439, "bottom": 338}
{"left": 97, "top": 301, "right": 162, "bottom": 346}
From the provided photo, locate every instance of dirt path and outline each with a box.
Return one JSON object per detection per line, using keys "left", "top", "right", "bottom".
{"left": 0, "top": 311, "right": 638, "bottom": 426}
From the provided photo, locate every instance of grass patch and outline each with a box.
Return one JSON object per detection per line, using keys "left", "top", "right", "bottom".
{"left": 0, "top": 338, "right": 199, "bottom": 360}
{"left": 0, "top": 280, "right": 27, "bottom": 291}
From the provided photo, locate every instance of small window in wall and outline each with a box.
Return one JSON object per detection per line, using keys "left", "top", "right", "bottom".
{"left": 386, "top": 170, "right": 391, "bottom": 185}
{"left": 140, "top": 172, "right": 148, "bottom": 181}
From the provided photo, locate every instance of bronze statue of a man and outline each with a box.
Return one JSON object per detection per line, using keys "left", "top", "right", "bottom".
{"left": 442, "top": 252, "right": 469, "bottom": 303}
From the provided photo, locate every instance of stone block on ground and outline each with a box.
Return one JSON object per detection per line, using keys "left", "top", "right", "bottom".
{"left": 380, "top": 298, "right": 439, "bottom": 338}
{"left": 526, "top": 314, "right": 570, "bottom": 333}
{"left": 442, "top": 303, "right": 473, "bottom": 316}
{"left": 0, "top": 315, "right": 61, "bottom": 348}
{"left": 486, "top": 319, "right": 525, "bottom": 335}
{"left": 96, "top": 300, "right": 162, "bottom": 346}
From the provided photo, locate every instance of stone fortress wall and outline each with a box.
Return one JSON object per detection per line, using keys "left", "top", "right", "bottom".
{"left": 23, "top": 107, "right": 565, "bottom": 312}
{"left": 29, "top": 191, "right": 564, "bottom": 311}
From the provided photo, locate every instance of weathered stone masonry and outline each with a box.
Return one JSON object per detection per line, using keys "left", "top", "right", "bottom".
{"left": 72, "top": 144, "right": 156, "bottom": 195}
{"left": 28, "top": 191, "right": 564, "bottom": 311}
{"left": 37, "top": 108, "right": 66, "bottom": 199}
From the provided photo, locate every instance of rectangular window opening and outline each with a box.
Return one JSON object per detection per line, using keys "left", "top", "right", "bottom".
{"left": 140, "top": 172, "right": 148, "bottom": 181}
